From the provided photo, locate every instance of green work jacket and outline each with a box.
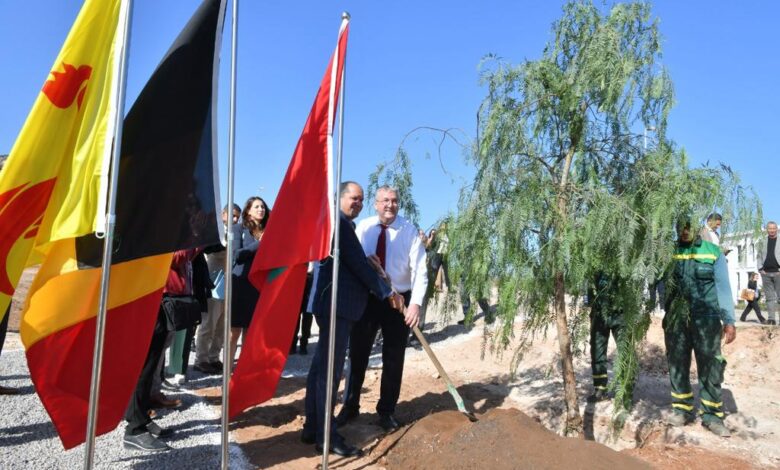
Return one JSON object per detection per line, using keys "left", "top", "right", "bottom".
{"left": 664, "top": 237, "right": 735, "bottom": 325}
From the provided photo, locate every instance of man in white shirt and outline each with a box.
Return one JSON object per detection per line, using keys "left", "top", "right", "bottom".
{"left": 337, "top": 185, "right": 428, "bottom": 431}
{"left": 699, "top": 213, "right": 722, "bottom": 246}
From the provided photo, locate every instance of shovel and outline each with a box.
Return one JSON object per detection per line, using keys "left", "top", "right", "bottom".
{"left": 407, "top": 316, "right": 478, "bottom": 422}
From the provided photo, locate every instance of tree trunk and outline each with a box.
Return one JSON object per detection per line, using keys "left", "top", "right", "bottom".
{"left": 553, "top": 114, "right": 584, "bottom": 435}
{"left": 554, "top": 271, "right": 582, "bottom": 436}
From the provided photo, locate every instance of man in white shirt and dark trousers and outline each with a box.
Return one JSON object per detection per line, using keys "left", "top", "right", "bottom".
{"left": 337, "top": 185, "right": 428, "bottom": 431}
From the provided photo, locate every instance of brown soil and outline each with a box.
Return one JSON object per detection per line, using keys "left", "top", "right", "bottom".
{"left": 210, "top": 302, "right": 778, "bottom": 469}
{"left": 383, "top": 408, "right": 649, "bottom": 470}
{"left": 625, "top": 445, "right": 758, "bottom": 470}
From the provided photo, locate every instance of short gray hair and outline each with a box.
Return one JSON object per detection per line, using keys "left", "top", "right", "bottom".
{"left": 375, "top": 185, "right": 398, "bottom": 199}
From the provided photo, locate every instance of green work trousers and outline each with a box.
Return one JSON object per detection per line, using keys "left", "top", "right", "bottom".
{"left": 663, "top": 313, "right": 727, "bottom": 424}
{"left": 590, "top": 311, "right": 623, "bottom": 390}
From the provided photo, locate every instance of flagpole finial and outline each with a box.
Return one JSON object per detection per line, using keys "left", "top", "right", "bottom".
{"left": 342, "top": 11, "right": 350, "bottom": 21}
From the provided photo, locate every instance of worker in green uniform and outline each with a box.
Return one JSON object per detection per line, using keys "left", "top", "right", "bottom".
{"left": 663, "top": 217, "right": 737, "bottom": 437}
{"left": 588, "top": 273, "right": 625, "bottom": 403}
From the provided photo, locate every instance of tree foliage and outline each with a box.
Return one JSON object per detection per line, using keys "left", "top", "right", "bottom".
{"left": 367, "top": 147, "right": 421, "bottom": 226}
{"left": 446, "top": 0, "right": 760, "bottom": 435}
{"left": 367, "top": 126, "right": 469, "bottom": 227}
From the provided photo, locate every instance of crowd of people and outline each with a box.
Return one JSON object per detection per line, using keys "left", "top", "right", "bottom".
{"left": 1, "top": 183, "right": 778, "bottom": 453}
{"left": 117, "top": 181, "right": 428, "bottom": 454}
{"left": 123, "top": 196, "right": 275, "bottom": 451}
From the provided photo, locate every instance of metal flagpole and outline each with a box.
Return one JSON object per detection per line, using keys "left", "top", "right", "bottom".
{"left": 322, "top": 12, "right": 349, "bottom": 469}
{"left": 221, "top": 0, "right": 239, "bottom": 468}
{"left": 83, "top": 0, "right": 134, "bottom": 468}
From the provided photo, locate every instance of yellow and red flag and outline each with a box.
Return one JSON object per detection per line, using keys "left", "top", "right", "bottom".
{"left": 11, "top": 0, "right": 226, "bottom": 449}
{"left": 0, "top": 0, "right": 125, "bottom": 321}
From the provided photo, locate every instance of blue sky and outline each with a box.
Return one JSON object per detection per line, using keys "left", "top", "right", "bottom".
{"left": 0, "top": 1, "right": 776, "bottom": 231}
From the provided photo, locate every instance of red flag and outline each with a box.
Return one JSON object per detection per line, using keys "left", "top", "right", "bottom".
{"left": 229, "top": 18, "right": 349, "bottom": 417}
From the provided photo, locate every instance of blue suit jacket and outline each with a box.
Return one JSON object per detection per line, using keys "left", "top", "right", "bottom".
{"left": 312, "top": 212, "right": 392, "bottom": 321}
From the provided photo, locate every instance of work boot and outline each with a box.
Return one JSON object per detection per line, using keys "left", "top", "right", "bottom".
{"left": 587, "top": 389, "right": 608, "bottom": 402}
{"left": 666, "top": 412, "right": 693, "bottom": 427}
{"left": 702, "top": 420, "right": 731, "bottom": 437}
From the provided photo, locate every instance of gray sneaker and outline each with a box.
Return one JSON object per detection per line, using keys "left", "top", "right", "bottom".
{"left": 702, "top": 420, "right": 731, "bottom": 437}
{"left": 123, "top": 432, "right": 171, "bottom": 452}
{"left": 666, "top": 412, "right": 693, "bottom": 427}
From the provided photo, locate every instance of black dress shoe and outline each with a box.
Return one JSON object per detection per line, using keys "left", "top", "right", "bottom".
{"left": 123, "top": 432, "right": 170, "bottom": 452}
{"left": 0, "top": 385, "right": 20, "bottom": 395}
{"left": 300, "top": 430, "right": 316, "bottom": 445}
{"left": 335, "top": 406, "right": 359, "bottom": 426}
{"left": 378, "top": 414, "right": 401, "bottom": 431}
{"left": 146, "top": 421, "right": 173, "bottom": 439}
{"left": 193, "top": 362, "right": 218, "bottom": 375}
{"left": 315, "top": 442, "right": 363, "bottom": 457}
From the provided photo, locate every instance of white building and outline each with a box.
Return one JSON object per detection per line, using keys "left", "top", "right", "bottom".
{"left": 721, "top": 231, "right": 764, "bottom": 303}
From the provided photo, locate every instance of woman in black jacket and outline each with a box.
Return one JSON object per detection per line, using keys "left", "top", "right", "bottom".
{"left": 229, "top": 196, "right": 270, "bottom": 368}
{"left": 740, "top": 272, "right": 766, "bottom": 324}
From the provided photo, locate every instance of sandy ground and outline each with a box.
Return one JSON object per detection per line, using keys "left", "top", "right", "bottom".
{"left": 194, "top": 299, "right": 780, "bottom": 469}
{"left": 7, "top": 267, "right": 779, "bottom": 469}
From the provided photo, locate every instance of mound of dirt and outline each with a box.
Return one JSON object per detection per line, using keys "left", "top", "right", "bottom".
{"left": 384, "top": 408, "right": 650, "bottom": 470}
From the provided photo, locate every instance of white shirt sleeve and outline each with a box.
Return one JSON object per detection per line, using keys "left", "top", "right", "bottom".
{"left": 408, "top": 226, "right": 428, "bottom": 307}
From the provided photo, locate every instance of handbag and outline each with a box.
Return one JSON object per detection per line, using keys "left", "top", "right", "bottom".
{"left": 739, "top": 288, "right": 756, "bottom": 302}
{"left": 161, "top": 295, "right": 202, "bottom": 331}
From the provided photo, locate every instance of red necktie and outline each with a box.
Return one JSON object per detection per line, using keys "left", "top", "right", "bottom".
{"left": 376, "top": 224, "right": 388, "bottom": 269}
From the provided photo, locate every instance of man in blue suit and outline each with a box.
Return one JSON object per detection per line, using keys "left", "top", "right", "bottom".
{"left": 302, "top": 181, "right": 403, "bottom": 457}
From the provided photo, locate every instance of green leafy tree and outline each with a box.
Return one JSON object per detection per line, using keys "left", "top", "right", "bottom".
{"left": 368, "top": 126, "right": 468, "bottom": 227}
{"left": 367, "top": 147, "right": 421, "bottom": 226}
{"left": 447, "top": 1, "right": 760, "bottom": 435}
